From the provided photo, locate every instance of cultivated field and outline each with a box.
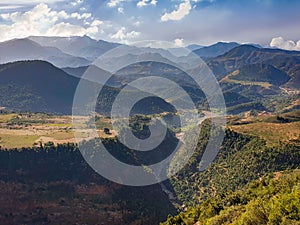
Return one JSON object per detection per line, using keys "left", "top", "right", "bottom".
{"left": 1, "top": 111, "right": 299, "bottom": 149}
{"left": 0, "top": 113, "right": 115, "bottom": 149}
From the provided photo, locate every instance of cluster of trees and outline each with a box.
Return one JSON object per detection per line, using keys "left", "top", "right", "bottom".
{"left": 168, "top": 120, "right": 300, "bottom": 206}
{"left": 162, "top": 170, "right": 300, "bottom": 225}
{"left": 0, "top": 143, "right": 100, "bottom": 184}
{"left": 1, "top": 112, "right": 299, "bottom": 224}
{"left": 0, "top": 140, "right": 177, "bottom": 224}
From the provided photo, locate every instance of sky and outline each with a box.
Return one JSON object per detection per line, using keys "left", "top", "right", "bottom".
{"left": 0, "top": 0, "right": 300, "bottom": 49}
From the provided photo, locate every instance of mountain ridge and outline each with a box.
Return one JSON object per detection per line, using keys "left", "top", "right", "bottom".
{"left": 0, "top": 38, "right": 91, "bottom": 68}
{"left": 29, "top": 35, "right": 121, "bottom": 61}
{"left": 193, "top": 41, "right": 240, "bottom": 58}
{"left": 0, "top": 60, "right": 79, "bottom": 113}
{"left": 208, "top": 44, "right": 300, "bottom": 83}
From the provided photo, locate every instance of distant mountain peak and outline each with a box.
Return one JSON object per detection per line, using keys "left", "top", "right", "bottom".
{"left": 2, "top": 38, "right": 42, "bottom": 47}
{"left": 216, "top": 41, "right": 239, "bottom": 45}
{"left": 186, "top": 44, "right": 203, "bottom": 51}
{"left": 220, "top": 44, "right": 260, "bottom": 57}
{"left": 193, "top": 41, "right": 240, "bottom": 58}
{"left": 0, "top": 37, "right": 91, "bottom": 68}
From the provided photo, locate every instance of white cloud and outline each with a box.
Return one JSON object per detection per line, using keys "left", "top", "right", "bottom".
{"left": 174, "top": 38, "right": 184, "bottom": 47}
{"left": 0, "top": 14, "right": 11, "bottom": 20}
{"left": 118, "top": 7, "right": 124, "bottom": 13}
{"left": 70, "top": 12, "right": 91, "bottom": 19}
{"left": 46, "top": 22, "right": 86, "bottom": 36}
{"left": 86, "top": 26, "right": 99, "bottom": 35}
{"left": 137, "top": 0, "right": 157, "bottom": 7}
{"left": 0, "top": 5, "right": 24, "bottom": 10}
{"left": 107, "top": 0, "right": 126, "bottom": 7}
{"left": 150, "top": 0, "right": 157, "bottom": 6}
{"left": 91, "top": 19, "right": 103, "bottom": 26}
{"left": 161, "top": 0, "right": 191, "bottom": 22}
{"left": 57, "top": 10, "right": 69, "bottom": 19}
{"left": 134, "top": 20, "right": 141, "bottom": 26}
{"left": 111, "top": 27, "right": 140, "bottom": 41}
{"left": 1, "top": 0, "right": 66, "bottom": 6}
{"left": 270, "top": 37, "right": 300, "bottom": 51}
{"left": 5, "top": 0, "right": 62, "bottom": 2}
{"left": 0, "top": 3, "right": 103, "bottom": 42}
{"left": 137, "top": 0, "right": 148, "bottom": 7}
{"left": 71, "top": 0, "right": 83, "bottom": 6}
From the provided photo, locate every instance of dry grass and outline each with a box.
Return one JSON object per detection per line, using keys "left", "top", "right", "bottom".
{"left": 0, "top": 114, "right": 116, "bottom": 149}
{"left": 0, "top": 134, "right": 40, "bottom": 149}
{"left": 221, "top": 70, "right": 272, "bottom": 88}
{"left": 229, "top": 121, "right": 300, "bottom": 146}
{"left": 0, "top": 114, "right": 17, "bottom": 123}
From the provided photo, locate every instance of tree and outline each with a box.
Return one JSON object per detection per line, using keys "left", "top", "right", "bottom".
{"left": 104, "top": 128, "right": 111, "bottom": 135}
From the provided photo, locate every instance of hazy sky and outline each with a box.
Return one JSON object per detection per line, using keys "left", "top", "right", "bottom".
{"left": 0, "top": 0, "right": 299, "bottom": 49}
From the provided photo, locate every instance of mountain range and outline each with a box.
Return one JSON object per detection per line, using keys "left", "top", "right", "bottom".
{"left": 0, "top": 38, "right": 91, "bottom": 68}
{"left": 0, "top": 36, "right": 261, "bottom": 68}
{"left": 208, "top": 45, "right": 300, "bottom": 89}
{"left": 0, "top": 36, "right": 299, "bottom": 225}
{"left": 0, "top": 36, "right": 299, "bottom": 115}
{"left": 29, "top": 36, "right": 121, "bottom": 61}
{"left": 192, "top": 41, "right": 240, "bottom": 58}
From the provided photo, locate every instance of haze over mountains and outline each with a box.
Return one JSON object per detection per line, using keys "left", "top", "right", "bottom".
{"left": 29, "top": 36, "right": 121, "bottom": 61}
{"left": 0, "top": 38, "right": 91, "bottom": 68}
{"left": 0, "top": 36, "right": 257, "bottom": 68}
{"left": 0, "top": 36, "right": 299, "bottom": 114}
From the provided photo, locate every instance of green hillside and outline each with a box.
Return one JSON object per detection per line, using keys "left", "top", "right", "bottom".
{"left": 231, "top": 64, "right": 290, "bottom": 86}
{"left": 0, "top": 60, "right": 79, "bottom": 114}
{"left": 169, "top": 122, "right": 300, "bottom": 206}
{"left": 160, "top": 113, "right": 300, "bottom": 224}
{"left": 207, "top": 45, "right": 300, "bottom": 88}
{"left": 161, "top": 169, "right": 300, "bottom": 225}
